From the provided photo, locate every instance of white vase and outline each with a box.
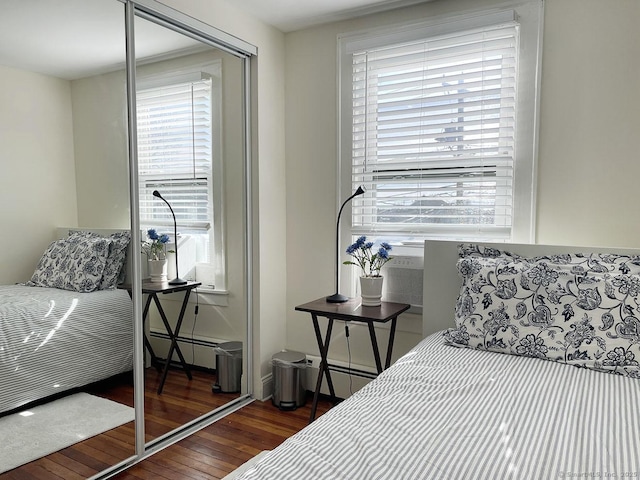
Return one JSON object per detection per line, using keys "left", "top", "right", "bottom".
{"left": 148, "top": 259, "right": 168, "bottom": 282}
{"left": 360, "top": 276, "right": 383, "bottom": 307}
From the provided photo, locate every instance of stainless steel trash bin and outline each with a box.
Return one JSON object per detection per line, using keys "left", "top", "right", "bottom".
{"left": 212, "top": 341, "right": 242, "bottom": 393}
{"left": 271, "top": 350, "right": 307, "bottom": 410}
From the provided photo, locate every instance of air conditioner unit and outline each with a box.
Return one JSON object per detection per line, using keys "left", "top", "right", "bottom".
{"left": 382, "top": 255, "right": 424, "bottom": 314}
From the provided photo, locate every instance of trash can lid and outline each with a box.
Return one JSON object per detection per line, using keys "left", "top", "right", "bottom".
{"left": 272, "top": 350, "right": 306, "bottom": 364}
{"left": 218, "top": 341, "right": 242, "bottom": 353}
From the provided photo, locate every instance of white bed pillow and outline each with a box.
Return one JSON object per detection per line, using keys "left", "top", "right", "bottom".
{"left": 27, "top": 235, "right": 112, "bottom": 293}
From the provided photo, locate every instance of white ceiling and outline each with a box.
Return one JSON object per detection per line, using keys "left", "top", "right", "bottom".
{"left": 233, "top": 0, "right": 434, "bottom": 32}
{"left": 0, "top": 0, "right": 206, "bottom": 80}
{"left": 0, "top": 0, "right": 431, "bottom": 79}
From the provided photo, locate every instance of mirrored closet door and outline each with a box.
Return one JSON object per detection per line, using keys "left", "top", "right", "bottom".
{"left": 0, "top": 0, "right": 136, "bottom": 477}
{"left": 130, "top": 3, "right": 252, "bottom": 444}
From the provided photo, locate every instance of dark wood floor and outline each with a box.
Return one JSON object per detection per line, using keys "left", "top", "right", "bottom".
{"left": 1, "top": 368, "right": 331, "bottom": 480}
{"left": 114, "top": 394, "right": 331, "bottom": 480}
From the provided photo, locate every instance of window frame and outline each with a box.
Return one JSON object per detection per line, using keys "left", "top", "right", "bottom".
{"left": 137, "top": 60, "right": 227, "bottom": 291}
{"left": 338, "top": 1, "right": 543, "bottom": 250}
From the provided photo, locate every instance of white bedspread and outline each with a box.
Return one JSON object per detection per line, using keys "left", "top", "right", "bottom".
{"left": 0, "top": 284, "right": 133, "bottom": 414}
{"left": 237, "top": 332, "right": 640, "bottom": 479}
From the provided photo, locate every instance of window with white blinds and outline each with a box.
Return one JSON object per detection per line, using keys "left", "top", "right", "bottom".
{"left": 137, "top": 78, "right": 213, "bottom": 234}
{"left": 341, "top": 3, "right": 542, "bottom": 243}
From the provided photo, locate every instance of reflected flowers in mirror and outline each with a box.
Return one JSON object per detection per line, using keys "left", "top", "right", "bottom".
{"left": 141, "top": 228, "right": 170, "bottom": 261}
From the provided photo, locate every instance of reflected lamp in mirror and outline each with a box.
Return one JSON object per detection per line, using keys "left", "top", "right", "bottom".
{"left": 152, "top": 190, "right": 187, "bottom": 285}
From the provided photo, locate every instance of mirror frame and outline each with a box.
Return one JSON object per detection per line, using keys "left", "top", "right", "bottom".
{"left": 91, "top": 1, "right": 257, "bottom": 477}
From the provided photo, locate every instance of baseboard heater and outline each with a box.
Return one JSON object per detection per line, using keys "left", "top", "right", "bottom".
{"left": 149, "top": 330, "right": 219, "bottom": 348}
{"left": 148, "top": 330, "right": 226, "bottom": 370}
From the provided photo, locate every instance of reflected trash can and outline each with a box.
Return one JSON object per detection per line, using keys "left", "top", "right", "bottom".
{"left": 271, "top": 350, "right": 307, "bottom": 410}
{"left": 212, "top": 341, "right": 242, "bottom": 393}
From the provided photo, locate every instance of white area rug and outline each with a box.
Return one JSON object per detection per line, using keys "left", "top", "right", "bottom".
{"left": 0, "top": 392, "right": 134, "bottom": 474}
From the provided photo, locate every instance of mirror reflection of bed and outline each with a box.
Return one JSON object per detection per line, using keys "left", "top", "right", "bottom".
{"left": 0, "top": 229, "right": 135, "bottom": 473}
{"left": 0, "top": 227, "right": 224, "bottom": 474}
{"left": 1, "top": 0, "right": 249, "bottom": 476}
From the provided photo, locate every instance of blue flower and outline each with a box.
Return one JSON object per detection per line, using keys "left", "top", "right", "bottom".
{"left": 343, "top": 235, "right": 393, "bottom": 277}
{"left": 142, "top": 228, "right": 169, "bottom": 260}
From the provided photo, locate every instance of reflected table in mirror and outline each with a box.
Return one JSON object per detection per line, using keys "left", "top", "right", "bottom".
{"left": 120, "top": 280, "right": 201, "bottom": 394}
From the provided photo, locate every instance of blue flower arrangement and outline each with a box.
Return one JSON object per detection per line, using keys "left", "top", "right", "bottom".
{"left": 344, "top": 236, "right": 393, "bottom": 278}
{"left": 141, "top": 228, "right": 170, "bottom": 261}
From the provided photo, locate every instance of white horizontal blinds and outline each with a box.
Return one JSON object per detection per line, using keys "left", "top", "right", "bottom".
{"left": 137, "top": 78, "right": 213, "bottom": 233}
{"left": 351, "top": 22, "right": 519, "bottom": 239}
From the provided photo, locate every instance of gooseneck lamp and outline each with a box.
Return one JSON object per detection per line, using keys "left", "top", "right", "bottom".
{"left": 152, "top": 190, "right": 187, "bottom": 285}
{"left": 326, "top": 185, "right": 366, "bottom": 303}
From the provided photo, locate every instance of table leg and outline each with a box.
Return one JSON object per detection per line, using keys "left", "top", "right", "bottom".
{"left": 153, "top": 290, "right": 193, "bottom": 394}
{"left": 310, "top": 314, "right": 335, "bottom": 423}
{"left": 128, "top": 290, "right": 160, "bottom": 370}
{"left": 385, "top": 316, "right": 398, "bottom": 369}
{"left": 367, "top": 321, "right": 384, "bottom": 374}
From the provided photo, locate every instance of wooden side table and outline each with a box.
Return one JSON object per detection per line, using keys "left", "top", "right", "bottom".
{"left": 295, "top": 297, "right": 410, "bottom": 422}
{"left": 121, "top": 280, "right": 201, "bottom": 394}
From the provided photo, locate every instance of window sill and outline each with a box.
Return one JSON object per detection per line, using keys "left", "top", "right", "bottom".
{"left": 195, "top": 286, "right": 229, "bottom": 307}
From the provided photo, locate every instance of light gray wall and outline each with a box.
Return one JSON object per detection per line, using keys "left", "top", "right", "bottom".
{"left": 0, "top": 65, "right": 78, "bottom": 284}
{"left": 71, "top": 70, "right": 130, "bottom": 229}
{"left": 536, "top": 0, "right": 640, "bottom": 246}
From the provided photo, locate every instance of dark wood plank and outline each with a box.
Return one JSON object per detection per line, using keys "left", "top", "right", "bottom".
{"left": 1, "top": 368, "right": 331, "bottom": 480}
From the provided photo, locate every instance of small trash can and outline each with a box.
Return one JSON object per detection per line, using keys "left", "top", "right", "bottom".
{"left": 271, "top": 350, "right": 307, "bottom": 410}
{"left": 212, "top": 341, "right": 242, "bottom": 393}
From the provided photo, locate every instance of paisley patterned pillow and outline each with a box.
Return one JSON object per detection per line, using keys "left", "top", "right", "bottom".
{"left": 68, "top": 231, "right": 130, "bottom": 289}
{"left": 444, "top": 247, "right": 640, "bottom": 379}
{"left": 27, "top": 236, "right": 111, "bottom": 293}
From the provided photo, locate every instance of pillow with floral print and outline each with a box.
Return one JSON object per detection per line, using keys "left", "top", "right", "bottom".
{"left": 444, "top": 246, "right": 640, "bottom": 380}
{"left": 457, "top": 243, "right": 522, "bottom": 261}
{"left": 27, "top": 236, "right": 111, "bottom": 293}
{"left": 68, "top": 230, "right": 130, "bottom": 289}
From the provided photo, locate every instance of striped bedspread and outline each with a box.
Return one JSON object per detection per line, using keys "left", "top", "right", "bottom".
{"left": 0, "top": 284, "right": 133, "bottom": 414}
{"left": 237, "top": 332, "right": 640, "bottom": 479}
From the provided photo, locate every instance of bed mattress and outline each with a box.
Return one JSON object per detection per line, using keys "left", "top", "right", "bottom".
{"left": 237, "top": 332, "right": 640, "bottom": 479}
{"left": 0, "top": 284, "right": 133, "bottom": 414}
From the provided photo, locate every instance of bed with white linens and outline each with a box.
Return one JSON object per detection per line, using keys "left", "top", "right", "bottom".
{"left": 0, "top": 229, "right": 133, "bottom": 414}
{"left": 232, "top": 240, "right": 640, "bottom": 479}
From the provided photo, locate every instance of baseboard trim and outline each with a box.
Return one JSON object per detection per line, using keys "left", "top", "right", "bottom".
{"left": 260, "top": 373, "right": 273, "bottom": 401}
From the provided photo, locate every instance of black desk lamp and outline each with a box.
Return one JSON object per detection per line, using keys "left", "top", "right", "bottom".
{"left": 326, "top": 185, "right": 366, "bottom": 303}
{"left": 153, "top": 190, "right": 187, "bottom": 285}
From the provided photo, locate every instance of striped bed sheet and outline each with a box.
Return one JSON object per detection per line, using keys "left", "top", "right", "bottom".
{"left": 0, "top": 284, "right": 133, "bottom": 414}
{"left": 236, "top": 332, "right": 640, "bottom": 479}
